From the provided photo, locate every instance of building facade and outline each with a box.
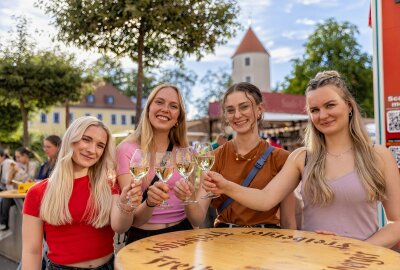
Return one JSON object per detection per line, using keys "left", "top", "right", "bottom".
{"left": 30, "top": 84, "right": 136, "bottom": 136}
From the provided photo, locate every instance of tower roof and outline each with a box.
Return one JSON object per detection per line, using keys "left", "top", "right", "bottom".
{"left": 232, "top": 27, "right": 269, "bottom": 57}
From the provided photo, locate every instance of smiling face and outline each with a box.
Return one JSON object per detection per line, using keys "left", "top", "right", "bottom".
{"left": 71, "top": 125, "right": 108, "bottom": 175}
{"left": 223, "top": 91, "right": 262, "bottom": 135}
{"left": 148, "top": 87, "right": 180, "bottom": 133}
{"left": 306, "top": 85, "right": 352, "bottom": 136}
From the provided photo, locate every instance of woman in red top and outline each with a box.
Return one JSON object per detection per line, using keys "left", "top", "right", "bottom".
{"left": 22, "top": 116, "right": 143, "bottom": 270}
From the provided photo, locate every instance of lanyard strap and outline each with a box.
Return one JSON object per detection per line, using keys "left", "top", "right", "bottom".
{"left": 217, "top": 145, "right": 274, "bottom": 214}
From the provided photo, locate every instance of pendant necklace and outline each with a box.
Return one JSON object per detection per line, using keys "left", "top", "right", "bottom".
{"left": 326, "top": 147, "right": 352, "bottom": 158}
{"left": 233, "top": 139, "right": 261, "bottom": 161}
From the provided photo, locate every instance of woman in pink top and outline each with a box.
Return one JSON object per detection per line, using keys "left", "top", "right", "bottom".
{"left": 115, "top": 84, "right": 192, "bottom": 243}
{"left": 204, "top": 70, "right": 400, "bottom": 249}
{"left": 22, "top": 116, "right": 142, "bottom": 269}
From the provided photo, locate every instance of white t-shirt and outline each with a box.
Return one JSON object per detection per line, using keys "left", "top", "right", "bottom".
{"left": 0, "top": 158, "right": 16, "bottom": 187}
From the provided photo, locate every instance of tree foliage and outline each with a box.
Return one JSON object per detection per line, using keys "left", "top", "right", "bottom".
{"left": 0, "top": 17, "right": 90, "bottom": 147}
{"left": 38, "top": 0, "right": 240, "bottom": 124}
{"left": 281, "top": 18, "right": 373, "bottom": 117}
{"left": 91, "top": 55, "right": 156, "bottom": 97}
{"left": 195, "top": 67, "right": 232, "bottom": 118}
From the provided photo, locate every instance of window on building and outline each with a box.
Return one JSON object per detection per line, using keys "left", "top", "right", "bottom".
{"left": 105, "top": 95, "right": 114, "bottom": 105}
{"left": 86, "top": 94, "right": 95, "bottom": 104}
{"left": 111, "top": 114, "right": 117, "bottom": 125}
{"left": 121, "top": 115, "right": 126, "bottom": 125}
{"left": 245, "top": 57, "right": 250, "bottom": 66}
{"left": 97, "top": 113, "right": 103, "bottom": 121}
{"left": 245, "top": 76, "right": 251, "bottom": 83}
{"left": 131, "top": 115, "right": 135, "bottom": 125}
{"left": 53, "top": 112, "right": 60, "bottom": 124}
{"left": 40, "top": 113, "right": 47, "bottom": 123}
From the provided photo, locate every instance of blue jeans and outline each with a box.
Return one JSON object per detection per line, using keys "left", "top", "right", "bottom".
{"left": 46, "top": 255, "right": 114, "bottom": 270}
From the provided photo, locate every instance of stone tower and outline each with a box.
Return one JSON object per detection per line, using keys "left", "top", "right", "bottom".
{"left": 231, "top": 27, "right": 271, "bottom": 92}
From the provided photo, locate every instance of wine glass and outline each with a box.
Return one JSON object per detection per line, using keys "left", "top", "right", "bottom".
{"left": 154, "top": 151, "right": 174, "bottom": 209}
{"left": 128, "top": 149, "right": 150, "bottom": 208}
{"left": 193, "top": 142, "right": 219, "bottom": 199}
{"left": 175, "top": 147, "right": 197, "bottom": 205}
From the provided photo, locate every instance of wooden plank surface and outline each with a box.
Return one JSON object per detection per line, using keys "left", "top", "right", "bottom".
{"left": 0, "top": 190, "right": 26, "bottom": 199}
{"left": 115, "top": 228, "right": 400, "bottom": 270}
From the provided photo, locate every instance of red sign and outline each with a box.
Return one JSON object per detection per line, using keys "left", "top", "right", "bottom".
{"left": 382, "top": 1, "right": 400, "bottom": 168}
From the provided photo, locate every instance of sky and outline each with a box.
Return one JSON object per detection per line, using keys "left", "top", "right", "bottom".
{"left": 0, "top": 0, "right": 372, "bottom": 110}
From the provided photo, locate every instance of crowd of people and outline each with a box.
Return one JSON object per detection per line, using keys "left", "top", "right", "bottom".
{"left": 0, "top": 70, "right": 398, "bottom": 270}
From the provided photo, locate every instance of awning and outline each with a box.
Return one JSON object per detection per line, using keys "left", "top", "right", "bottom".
{"left": 262, "top": 112, "right": 308, "bottom": 122}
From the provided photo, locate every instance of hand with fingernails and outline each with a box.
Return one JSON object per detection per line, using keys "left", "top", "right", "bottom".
{"left": 146, "top": 181, "right": 170, "bottom": 207}
{"left": 173, "top": 178, "right": 195, "bottom": 201}
{"left": 120, "top": 179, "right": 143, "bottom": 209}
{"left": 202, "top": 171, "right": 231, "bottom": 195}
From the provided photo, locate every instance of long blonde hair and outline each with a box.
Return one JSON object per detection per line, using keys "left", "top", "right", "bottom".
{"left": 40, "top": 116, "right": 116, "bottom": 228}
{"left": 123, "top": 83, "right": 188, "bottom": 151}
{"left": 303, "top": 70, "right": 385, "bottom": 205}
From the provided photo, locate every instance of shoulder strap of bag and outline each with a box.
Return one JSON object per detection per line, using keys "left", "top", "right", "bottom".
{"left": 217, "top": 145, "right": 274, "bottom": 214}
{"left": 141, "top": 142, "right": 174, "bottom": 202}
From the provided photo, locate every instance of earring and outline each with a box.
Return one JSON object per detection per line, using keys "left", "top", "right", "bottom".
{"left": 257, "top": 114, "right": 262, "bottom": 120}
{"left": 349, "top": 111, "right": 353, "bottom": 117}
{"left": 175, "top": 122, "right": 179, "bottom": 127}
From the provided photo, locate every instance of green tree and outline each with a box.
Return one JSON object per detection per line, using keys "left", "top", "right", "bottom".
{"left": 38, "top": 0, "right": 240, "bottom": 124}
{"left": 0, "top": 17, "right": 90, "bottom": 147}
{"left": 91, "top": 55, "right": 157, "bottom": 97}
{"left": 195, "top": 67, "right": 232, "bottom": 118}
{"left": 281, "top": 18, "right": 373, "bottom": 117}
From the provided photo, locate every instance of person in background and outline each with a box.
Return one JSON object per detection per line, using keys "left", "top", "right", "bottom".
{"left": 12, "top": 147, "right": 39, "bottom": 182}
{"left": 267, "top": 136, "right": 282, "bottom": 148}
{"left": 203, "top": 71, "right": 400, "bottom": 248}
{"left": 0, "top": 149, "right": 17, "bottom": 231}
{"left": 211, "top": 134, "right": 228, "bottom": 150}
{"left": 174, "top": 82, "right": 296, "bottom": 229}
{"left": 37, "top": 135, "right": 62, "bottom": 180}
{"left": 116, "top": 83, "right": 193, "bottom": 243}
{"left": 22, "top": 116, "right": 142, "bottom": 269}
{"left": 0, "top": 147, "right": 39, "bottom": 232}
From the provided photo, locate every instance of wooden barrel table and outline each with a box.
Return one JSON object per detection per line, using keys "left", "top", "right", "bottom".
{"left": 115, "top": 228, "right": 400, "bottom": 269}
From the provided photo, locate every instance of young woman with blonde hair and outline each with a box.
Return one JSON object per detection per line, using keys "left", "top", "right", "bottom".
{"left": 22, "top": 116, "right": 142, "bottom": 269}
{"left": 116, "top": 83, "right": 192, "bottom": 243}
{"left": 204, "top": 71, "right": 400, "bottom": 248}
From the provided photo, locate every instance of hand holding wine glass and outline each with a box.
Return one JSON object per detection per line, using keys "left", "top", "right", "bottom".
{"left": 128, "top": 149, "right": 150, "bottom": 208}
{"left": 154, "top": 151, "right": 174, "bottom": 209}
{"left": 193, "top": 142, "right": 219, "bottom": 199}
{"left": 175, "top": 147, "right": 197, "bottom": 204}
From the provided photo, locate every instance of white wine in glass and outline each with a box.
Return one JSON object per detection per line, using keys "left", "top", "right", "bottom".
{"left": 193, "top": 142, "right": 220, "bottom": 199}
{"left": 155, "top": 151, "right": 174, "bottom": 209}
{"left": 128, "top": 149, "right": 150, "bottom": 208}
{"left": 176, "top": 147, "right": 197, "bottom": 204}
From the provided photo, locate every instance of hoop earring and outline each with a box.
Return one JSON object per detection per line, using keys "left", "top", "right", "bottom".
{"left": 349, "top": 111, "right": 353, "bottom": 117}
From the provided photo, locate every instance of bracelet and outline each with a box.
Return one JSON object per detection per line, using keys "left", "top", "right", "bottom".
{"left": 117, "top": 199, "right": 135, "bottom": 214}
{"left": 145, "top": 198, "right": 156, "bottom": 208}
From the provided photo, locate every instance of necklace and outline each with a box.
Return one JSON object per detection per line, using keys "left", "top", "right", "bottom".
{"left": 326, "top": 147, "right": 352, "bottom": 158}
{"left": 233, "top": 139, "right": 261, "bottom": 161}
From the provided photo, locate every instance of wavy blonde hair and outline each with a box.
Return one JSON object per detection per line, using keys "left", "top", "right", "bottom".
{"left": 303, "top": 70, "right": 385, "bottom": 206}
{"left": 122, "top": 83, "right": 188, "bottom": 151}
{"left": 40, "top": 116, "right": 116, "bottom": 228}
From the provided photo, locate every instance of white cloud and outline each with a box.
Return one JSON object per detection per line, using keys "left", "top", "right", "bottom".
{"left": 270, "top": 47, "right": 301, "bottom": 64}
{"left": 284, "top": 3, "right": 293, "bottom": 13}
{"left": 296, "top": 0, "right": 339, "bottom": 6}
{"left": 296, "top": 18, "right": 320, "bottom": 26}
{"left": 282, "top": 30, "right": 312, "bottom": 40}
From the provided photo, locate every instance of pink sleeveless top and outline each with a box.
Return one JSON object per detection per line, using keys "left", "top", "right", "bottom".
{"left": 300, "top": 170, "right": 379, "bottom": 240}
